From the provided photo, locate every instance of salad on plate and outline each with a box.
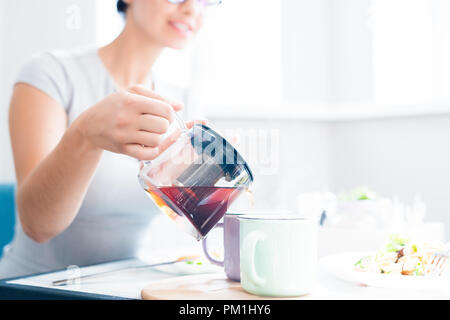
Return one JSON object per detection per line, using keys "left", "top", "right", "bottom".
{"left": 354, "top": 234, "right": 449, "bottom": 276}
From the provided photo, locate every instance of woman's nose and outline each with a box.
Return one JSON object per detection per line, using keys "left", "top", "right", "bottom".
{"left": 180, "top": 0, "right": 202, "bottom": 16}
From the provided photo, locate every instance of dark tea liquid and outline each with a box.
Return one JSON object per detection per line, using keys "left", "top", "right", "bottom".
{"left": 146, "top": 186, "right": 242, "bottom": 239}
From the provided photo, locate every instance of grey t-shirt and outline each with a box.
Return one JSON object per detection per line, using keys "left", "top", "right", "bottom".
{"left": 0, "top": 46, "right": 199, "bottom": 279}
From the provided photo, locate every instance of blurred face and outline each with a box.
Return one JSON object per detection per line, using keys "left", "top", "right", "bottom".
{"left": 124, "top": 0, "right": 205, "bottom": 49}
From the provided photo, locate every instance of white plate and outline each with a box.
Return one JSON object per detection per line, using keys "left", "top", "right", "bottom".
{"left": 151, "top": 257, "right": 224, "bottom": 275}
{"left": 320, "top": 251, "right": 450, "bottom": 294}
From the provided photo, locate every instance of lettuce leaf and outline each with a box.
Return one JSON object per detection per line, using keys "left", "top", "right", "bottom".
{"left": 385, "top": 234, "right": 410, "bottom": 252}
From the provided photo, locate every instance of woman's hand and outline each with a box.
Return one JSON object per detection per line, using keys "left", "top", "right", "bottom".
{"left": 72, "top": 85, "right": 184, "bottom": 160}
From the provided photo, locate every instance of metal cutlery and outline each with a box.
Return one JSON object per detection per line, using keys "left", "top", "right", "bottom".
{"left": 424, "top": 250, "right": 450, "bottom": 276}
{"left": 52, "top": 255, "right": 198, "bottom": 286}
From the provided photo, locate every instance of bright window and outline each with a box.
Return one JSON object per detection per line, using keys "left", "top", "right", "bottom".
{"left": 191, "top": 0, "right": 283, "bottom": 114}
{"left": 95, "top": 0, "right": 450, "bottom": 118}
{"left": 95, "top": 0, "right": 282, "bottom": 117}
{"left": 372, "top": 0, "right": 450, "bottom": 105}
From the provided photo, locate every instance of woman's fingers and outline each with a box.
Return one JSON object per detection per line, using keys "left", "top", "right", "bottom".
{"left": 156, "top": 119, "right": 209, "bottom": 155}
{"left": 158, "top": 129, "right": 182, "bottom": 155}
{"left": 131, "top": 131, "right": 162, "bottom": 148}
{"left": 124, "top": 118, "right": 209, "bottom": 160}
{"left": 128, "top": 85, "right": 184, "bottom": 112}
{"left": 137, "top": 114, "right": 170, "bottom": 134}
{"left": 229, "top": 135, "right": 239, "bottom": 146}
{"left": 127, "top": 92, "right": 173, "bottom": 122}
{"left": 122, "top": 144, "right": 160, "bottom": 161}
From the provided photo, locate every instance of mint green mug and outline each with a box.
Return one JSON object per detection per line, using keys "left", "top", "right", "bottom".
{"left": 239, "top": 215, "right": 318, "bottom": 297}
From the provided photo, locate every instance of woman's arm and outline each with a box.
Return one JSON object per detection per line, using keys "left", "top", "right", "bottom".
{"left": 9, "top": 83, "right": 181, "bottom": 243}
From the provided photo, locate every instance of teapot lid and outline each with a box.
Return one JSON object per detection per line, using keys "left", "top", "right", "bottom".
{"left": 190, "top": 124, "right": 254, "bottom": 184}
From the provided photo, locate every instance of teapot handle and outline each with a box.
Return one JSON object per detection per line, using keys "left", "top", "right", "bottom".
{"left": 173, "top": 111, "right": 188, "bottom": 133}
{"left": 202, "top": 223, "right": 225, "bottom": 267}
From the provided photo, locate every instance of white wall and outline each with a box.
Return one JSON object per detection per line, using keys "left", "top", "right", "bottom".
{"left": 330, "top": 114, "right": 450, "bottom": 238}
{"left": 0, "top": 0, "right": 96, "bottom": 182}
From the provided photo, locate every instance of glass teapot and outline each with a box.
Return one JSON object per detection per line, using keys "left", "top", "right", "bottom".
{"left": 138, "top": 123, "right": 254, "bottom": 241}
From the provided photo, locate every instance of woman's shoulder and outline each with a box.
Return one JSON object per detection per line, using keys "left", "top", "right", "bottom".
{"left": 22, "top": 45, "right": 98, "bottom": 70}
{"left": 16, "top": 46, "right": 99, "bottom": 110}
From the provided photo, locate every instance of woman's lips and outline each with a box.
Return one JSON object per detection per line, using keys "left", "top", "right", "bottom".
{"left": 169, "top": 21, "right": 194, "bottom": 36}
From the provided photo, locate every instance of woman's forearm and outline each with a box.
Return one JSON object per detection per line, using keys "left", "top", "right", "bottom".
{"left": 17, "top": 122, "right": 104, "bottom": 243}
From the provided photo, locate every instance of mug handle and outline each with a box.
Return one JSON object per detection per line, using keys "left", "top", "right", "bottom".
{"left": 242, "top": 230, "right": 266, "bottom": 287}
{"left": 202, "top": 223, "right": 225, "bottom": 267}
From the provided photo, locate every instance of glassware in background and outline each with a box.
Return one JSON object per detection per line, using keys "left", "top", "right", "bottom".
{"left": 296, "top": 192, "right": 337, "bottom": 226}
{"left": 301, "top": 187, "right": 446, "bottom": 257}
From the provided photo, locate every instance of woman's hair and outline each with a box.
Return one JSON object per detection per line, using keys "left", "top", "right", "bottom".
{"left": 117, "top": 0, "right": 128, "bottom": 15}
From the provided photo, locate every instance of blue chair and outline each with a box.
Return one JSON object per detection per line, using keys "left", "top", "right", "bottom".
{"left": 0, "top": 184, "right": 15, "bottom": 257}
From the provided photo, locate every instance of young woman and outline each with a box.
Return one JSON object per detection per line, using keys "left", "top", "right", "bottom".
{"left": 0, "top": 0, "right": 217, "bottom": 279}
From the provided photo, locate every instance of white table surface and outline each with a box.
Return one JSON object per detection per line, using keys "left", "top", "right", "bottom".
{"left": 6, "top": 257, "right": 450, "bottom": 300}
